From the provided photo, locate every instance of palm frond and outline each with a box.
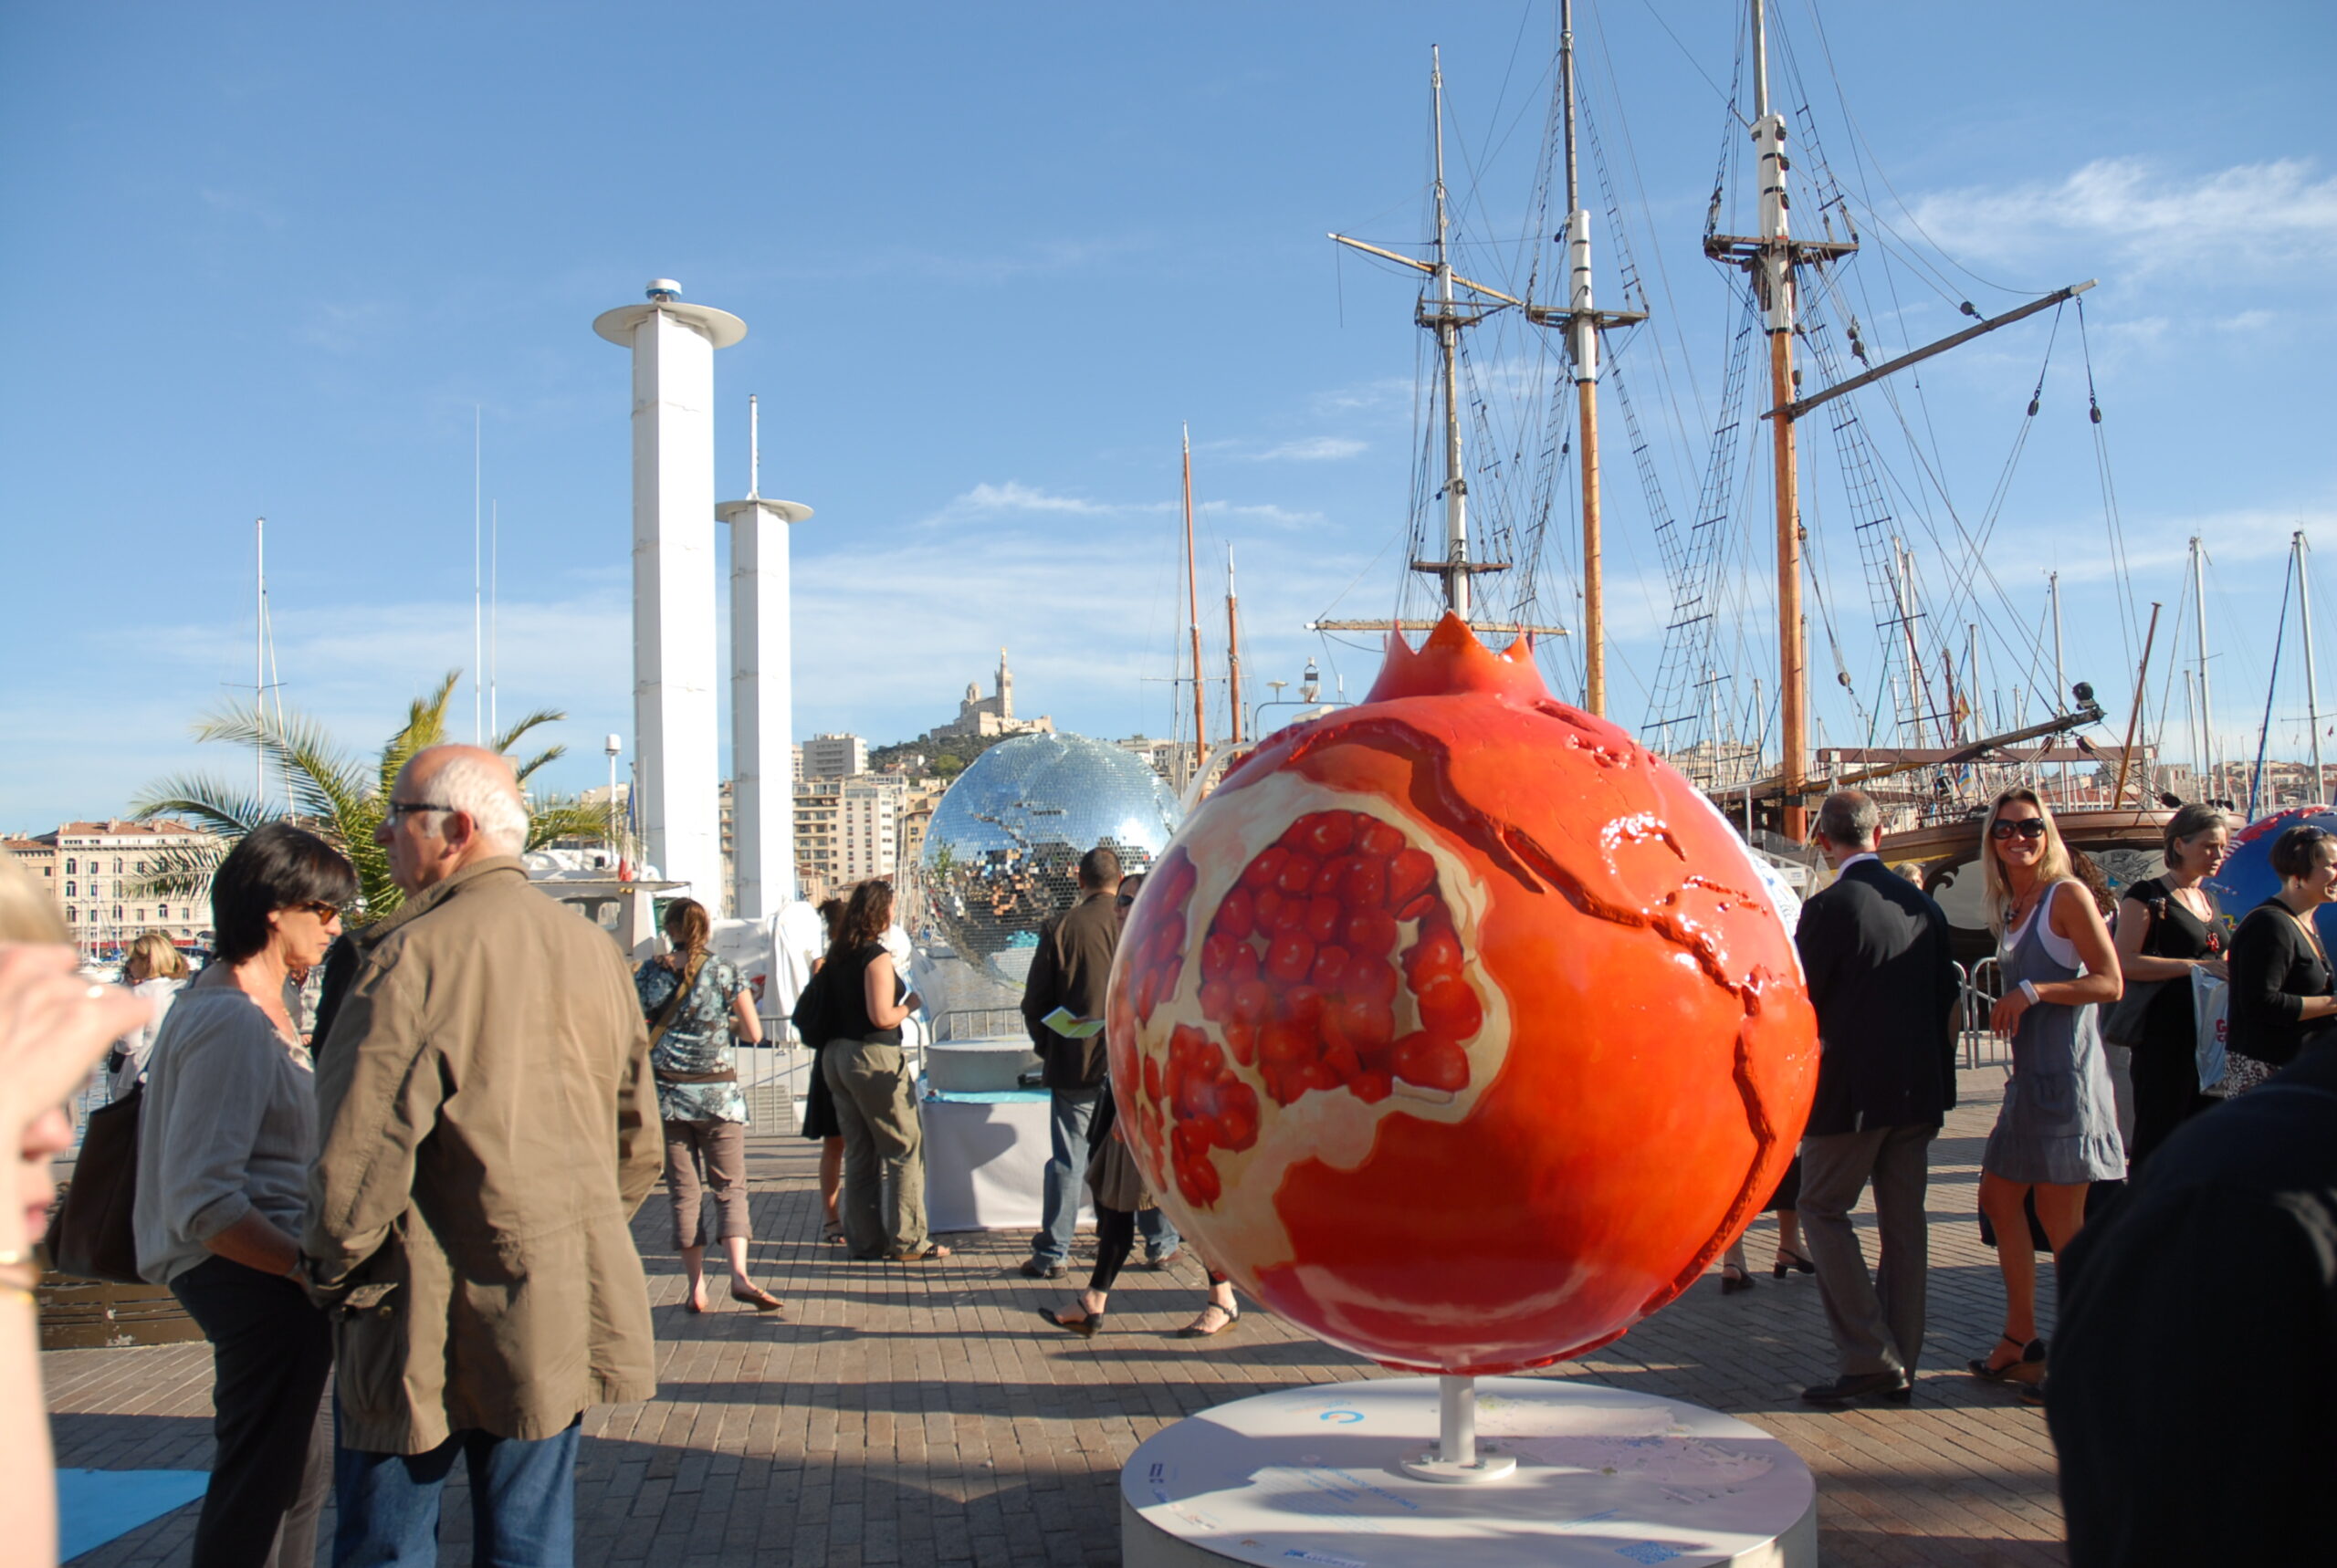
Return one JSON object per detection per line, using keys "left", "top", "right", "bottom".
{"left": 525, "top": 798, "right": 613, "bottom": 852}
{"left": 128, "top": 840, "right": 231, "bottom": 902}
{"left": 379, "top": 671, "right": 461, "bottom": 798}
{"left": 128, "top": 777, "right": 276, "bottom": 841}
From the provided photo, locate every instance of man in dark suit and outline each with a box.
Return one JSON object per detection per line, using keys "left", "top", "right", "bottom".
{"left": 1794, "top": 789, "right": 1962, "bottom": 1406}
{"left": 1017, "top": 845, "right": 1179, "bottom": 1280}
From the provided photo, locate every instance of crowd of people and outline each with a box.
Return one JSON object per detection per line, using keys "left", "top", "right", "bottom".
{"left": 6, "top": 761, "right": 2336, "bottom": 1563}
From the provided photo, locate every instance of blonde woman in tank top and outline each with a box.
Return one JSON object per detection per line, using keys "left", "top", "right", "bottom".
{"left": 1970, "top": 788, "right": 2124, "bottom": 1388}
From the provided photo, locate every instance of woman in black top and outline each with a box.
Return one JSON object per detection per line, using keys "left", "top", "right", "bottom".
{"left": 791, "top": 896, "right": 849, "bottom": 1243}
{"left": 817, "top": 880, "right": 951, "bottom": 1261}
{"left": 2227, "top": 823, "right": 2337, "bottom": 1093}
{"left": 2112, "top": 805, "right": 2228, "bottom": 1165}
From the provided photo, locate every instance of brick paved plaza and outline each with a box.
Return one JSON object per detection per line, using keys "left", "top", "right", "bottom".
{"left": 47, "top": 1065, "right": 2069, "bottom": 1566}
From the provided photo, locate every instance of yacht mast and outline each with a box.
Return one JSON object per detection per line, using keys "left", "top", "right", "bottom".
{"left": 2299, "top": 531, "right": 2324, "bottom": 800}
{"left": 2193, "top": 537, "right": 2217, "bottom": 800}
{"left": 1225, "top": 544, "right": 1245, "bottom": 746}
{"left": 1183, "top": 424, "right": 1208, "bottom": 774}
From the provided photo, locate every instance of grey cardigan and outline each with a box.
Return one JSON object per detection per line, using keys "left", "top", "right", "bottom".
{"left": 134, "top": 984, "right": 317, "bottom": 1285}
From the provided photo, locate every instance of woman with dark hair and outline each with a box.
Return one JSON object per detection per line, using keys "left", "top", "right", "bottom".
{"left": 634, "top": 897, "right": 781, "bottom": 1312}
{"left": 791, "top": 894, "right": 850, "bottom": 1243}
{"left": 2112, "top": 805, "right": 2230, "bottom": 1164}
{"left": 820, "top": 880, "right": 950, "bottom": 1261}
{"left": 1043, "top": 873, "right": 1243, "bottom": 1337}
{"left": 2224, "top": 822, "right": 2337, "bottom": 1097}
{"left": 133, "top": 821, "right": 355, "bottom": 1568}
{"left": 1968, "top": 789, "right": 2124, "bottom": 1388}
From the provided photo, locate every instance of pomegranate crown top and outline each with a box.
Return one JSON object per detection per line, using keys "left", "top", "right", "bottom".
{"left": 1363, "top": 612, "right": 1555, "bottom": 706}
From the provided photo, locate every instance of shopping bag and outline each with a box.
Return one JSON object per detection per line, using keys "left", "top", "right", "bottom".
{"left": 2192, "top": 968, "right": 2230, "bottom": 1093}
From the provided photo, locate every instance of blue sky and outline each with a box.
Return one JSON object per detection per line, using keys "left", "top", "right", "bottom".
{"left": 4, "top": 1, "right": 2332, "bottom": 831}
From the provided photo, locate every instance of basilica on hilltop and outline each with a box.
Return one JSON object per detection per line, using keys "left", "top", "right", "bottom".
{"left": 922, "top": 648, "right": 1053, "bottom": 744}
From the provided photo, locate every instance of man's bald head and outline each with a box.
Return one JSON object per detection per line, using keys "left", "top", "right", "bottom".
{"left": 380, "top": 744, "right": 529, "bottom": 894}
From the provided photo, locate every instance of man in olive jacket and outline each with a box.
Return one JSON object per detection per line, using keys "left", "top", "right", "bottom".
{"left": 305, "top": 745, "right": 660, "bottom": 1558}
{"left": 1018, "top": 845, "right": 1179, "bottom": 1278}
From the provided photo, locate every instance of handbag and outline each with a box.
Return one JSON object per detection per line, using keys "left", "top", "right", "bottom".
{"left": 2100, "top": 979, "right": 2167, "bottom": 1049}
{"left": 47, "top": 1084, "right": 145, "bottom": 1284}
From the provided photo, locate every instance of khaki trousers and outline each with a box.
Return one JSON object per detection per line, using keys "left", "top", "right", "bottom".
{"left": 823, "top": 1039, "right": 929, "bottom": 1257}
{"left": 663, "top": 1118, "right": 751, "bottom": 1251}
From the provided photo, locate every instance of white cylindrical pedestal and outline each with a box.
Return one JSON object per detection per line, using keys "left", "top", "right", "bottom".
{"left": 1123, "top": 1375, "right": 1815, "bottom": 1568}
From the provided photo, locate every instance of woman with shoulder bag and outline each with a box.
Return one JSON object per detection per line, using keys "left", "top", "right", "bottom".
{"left": 1969, "top": 789, "right": 2125, "bottom": 1387}
{"left": 634, "top": 898, "right": 783, "bottom": 1313}
{"left": 134, "top": 823, "right": 354, "bottom": 1568}
{"left": 2224, "top": 823, "right": 2337, "bottom": 1098}
{"left": 2109, "top": 805, "right": 2229, "bottom": 1166}
{"left": 790, "top": 896, "right": 850, "bottom": 1244}
{"left": 821, "top": 879, "right": 951, "bottom": 1262}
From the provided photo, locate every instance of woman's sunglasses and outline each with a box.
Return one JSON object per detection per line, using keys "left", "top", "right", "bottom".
{"left": 1989, "top": 819, "right": 2049, "bottom": 842}
{"left": 288, "top": 900, "right": 344, "bottom": 920}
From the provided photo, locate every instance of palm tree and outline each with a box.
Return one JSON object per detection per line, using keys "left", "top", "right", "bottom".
{"left": 132, "top": 671, "right": 611, "bottom": 919}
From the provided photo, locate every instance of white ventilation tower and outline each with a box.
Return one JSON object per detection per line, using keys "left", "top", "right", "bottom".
{"left": 593, "top": 278, "right": 744, "bottom": 909}
{"left": 717, "top": 394, "right": 812, "bottom": 919}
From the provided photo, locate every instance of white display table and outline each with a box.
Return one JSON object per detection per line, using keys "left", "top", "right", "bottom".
{"left": 1122, "top": 1376, "right": 1815, "bottom": 1568}
{"left": 918, "top": 1083, "right": 1091, "bottom": 1235}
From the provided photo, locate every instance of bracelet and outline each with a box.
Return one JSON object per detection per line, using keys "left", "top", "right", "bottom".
{"left": 2018, "top": 980, "right": 2041, "bottom": 1006}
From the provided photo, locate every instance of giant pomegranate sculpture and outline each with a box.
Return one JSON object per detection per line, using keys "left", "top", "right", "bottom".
{"left": 1106, "top": 615, "right": 1818, "bottom": 1375}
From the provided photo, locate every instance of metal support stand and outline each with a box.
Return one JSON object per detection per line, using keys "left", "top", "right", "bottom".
{"left": 1399, "top": 1375, "right": 1517, "bottom": 1484}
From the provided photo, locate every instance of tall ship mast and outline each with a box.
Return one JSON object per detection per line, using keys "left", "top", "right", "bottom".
{"left": 1322, "top": 48, "right": 1573, "bottom": 646}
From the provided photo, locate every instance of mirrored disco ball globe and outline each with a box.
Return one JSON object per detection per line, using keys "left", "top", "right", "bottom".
{"left": 922, "top": 733, "right": 1184, "bottom": 988}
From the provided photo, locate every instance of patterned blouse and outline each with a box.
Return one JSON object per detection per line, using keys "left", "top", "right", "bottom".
{"left": 634, "top": 955, "right": 750, "bottom": 1124}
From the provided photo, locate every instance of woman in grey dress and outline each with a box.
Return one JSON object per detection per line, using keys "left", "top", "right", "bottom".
{"left": 1971, "top": 788, "right": 2124, "bottom": 1385}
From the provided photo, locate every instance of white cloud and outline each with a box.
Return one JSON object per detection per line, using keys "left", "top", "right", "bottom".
{"left": 923, "top": 481, "right": 1168, "bottom": 524}
{"left": 1908, "top": 157, "right": 2337, "bottom": 273}
{"left": 1252, "top": 436, "right": 1367, "bottom": 462}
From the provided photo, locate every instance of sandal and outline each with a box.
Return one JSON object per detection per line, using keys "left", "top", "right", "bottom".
{"left": 1039, "top": 1306, "right": 1104, "bottom": 1338}
{"left": 885, "top": 1242, "right": 953, "bottom": 1262}
{"left": 1773, "top": 1249, "right": 1816, "bottom": 1277}
{"left": 729, "top": 1281, "right": 785, "bottom": 1312}
{"left": 1718, "top": 1263, "right": 1755, "bottom": 1295}
{"left": 1968, "top": 1333, "right": 2047, "bottom": 1382}
{"left": 822, "top": 1223, "right": 846, "bottom": 1246}
{"left": 1178, "top": 1303, "right": 1241, "bottom": 1338}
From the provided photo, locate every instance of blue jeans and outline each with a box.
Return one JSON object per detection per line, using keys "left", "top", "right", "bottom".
{"left": 1035, "top": 1089, "right": 1179, "bottom": 1264}
{"left": 334, "top": 1410, "right": 581, "bottom": 1567}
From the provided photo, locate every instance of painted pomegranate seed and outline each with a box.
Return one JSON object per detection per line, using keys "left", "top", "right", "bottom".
{"left": 1274, "top": 852, "right": 1319, "bottom": 897}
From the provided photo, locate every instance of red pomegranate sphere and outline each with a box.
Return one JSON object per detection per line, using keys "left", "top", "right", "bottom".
{"left": 1106, "top": 615, "right": 1817, "bottom": 1375}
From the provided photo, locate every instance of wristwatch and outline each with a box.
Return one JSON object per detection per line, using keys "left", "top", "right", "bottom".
{"left": 2017, "top": 979, "right": 2041, "bottom": 1006}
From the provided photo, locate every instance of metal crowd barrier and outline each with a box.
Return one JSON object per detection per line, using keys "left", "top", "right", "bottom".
{"left": 1960, "top": 956, "right": 2012, "bottom": 1069}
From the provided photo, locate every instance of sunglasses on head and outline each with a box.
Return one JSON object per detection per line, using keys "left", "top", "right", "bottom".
{"left": 1990, "top": 818, "right": 2048, "bottom": 841}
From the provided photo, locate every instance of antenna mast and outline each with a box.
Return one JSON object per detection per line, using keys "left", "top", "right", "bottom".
{"left": 1184, "top": 425, "right": 1209, "bottom": 778}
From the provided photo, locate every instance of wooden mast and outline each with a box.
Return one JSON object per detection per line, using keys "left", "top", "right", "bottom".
{"left": 1751, "top": 0, "right": 1807, "bottom": 839}
{"left": 1226, "top": 544, "right": 1245, "bottom": 746}
{"left": 1559, "top": 0, "right": 1605, "bottom": 716}
{"left": 1183, "top": 424, "right": 1208, "bottom": 778}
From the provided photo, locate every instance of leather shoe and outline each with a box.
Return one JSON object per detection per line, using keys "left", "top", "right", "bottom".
{"left": 1143, "top": 1246, "right": 1181, "bottom": 1271}
{"left": 1800, "top": 1371, "right": 1912, "bottom": 1407}
{"left": 1020, "top": 1258, "right": 1066, "bottom": 1280}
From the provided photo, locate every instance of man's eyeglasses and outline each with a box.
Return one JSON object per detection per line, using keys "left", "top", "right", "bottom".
{"left": 384, "top": 800, "right": 455, "bottom": 822}
{"left": 1990, "top": 818, "right": 2049, "bottom": 841}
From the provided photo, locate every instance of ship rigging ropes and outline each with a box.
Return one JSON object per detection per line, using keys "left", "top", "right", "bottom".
{"left": 1635, "top": 0, "right": 2142, "bottom": 810}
